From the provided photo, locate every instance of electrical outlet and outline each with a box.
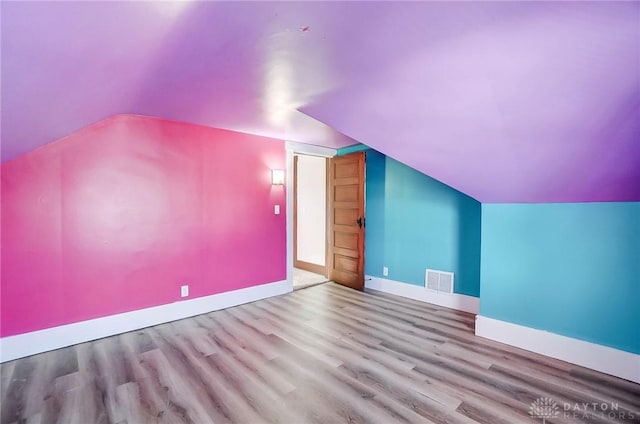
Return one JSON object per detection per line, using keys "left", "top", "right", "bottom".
{"left": 383, "top": 267, "right": 389, "bottom": 277}
{"left": 180, "top": 285, "right": 189, "bottom": 298}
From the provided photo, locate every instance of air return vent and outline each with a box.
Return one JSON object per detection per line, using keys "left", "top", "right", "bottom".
{"left": 425, "top": 269, "right": 454, "bottom": 294}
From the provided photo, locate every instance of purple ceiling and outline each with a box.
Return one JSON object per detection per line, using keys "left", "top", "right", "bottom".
{"left": 2, "top": 1, "right": 639, "bottom": 202}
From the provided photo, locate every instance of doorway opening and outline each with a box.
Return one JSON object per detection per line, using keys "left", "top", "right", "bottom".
{"left": 293, "top": 154, "right": 329, "bottom": 290}
{"left": 285, "top": 142, "right": 366, "bottom": 292}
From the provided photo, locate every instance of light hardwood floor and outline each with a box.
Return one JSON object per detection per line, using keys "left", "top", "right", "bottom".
{"left": 1, "top": 283, "right": 639, "bottom": 424}
{"left": 293, "top": 268, "right": 327, "bottom": 290}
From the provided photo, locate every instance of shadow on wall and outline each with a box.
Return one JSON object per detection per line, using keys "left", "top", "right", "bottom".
{"left": 364, "top": 149, "right": 481, "bottom": 297}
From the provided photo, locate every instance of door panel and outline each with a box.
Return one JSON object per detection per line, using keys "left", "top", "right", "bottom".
{"left": 335, "top": 232, "right": 358, "bottom": 250}
{"left": 334, "top": 162, "right": 359, "bottom": 178}
{"left": 335, "top": 185, "right": 359, "bottom": 201}
{"left": 334, "top": 255, "right": 358, "bottom": 272}
{"left": 334, "top": 208, "right": 359, "bottom": 225}
{"left": 328, "top": 152, "right": 365, "bottom": 290}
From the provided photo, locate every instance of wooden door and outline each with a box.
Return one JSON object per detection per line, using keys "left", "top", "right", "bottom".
{"left": 328, "top": 152, "right": 365, "bottom": 290}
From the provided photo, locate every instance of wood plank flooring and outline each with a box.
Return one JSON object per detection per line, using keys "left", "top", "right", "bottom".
{"left": 1, "top": 283, "right": 639, "bottom": 424}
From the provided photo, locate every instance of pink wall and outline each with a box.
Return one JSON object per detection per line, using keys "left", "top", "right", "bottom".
{"left": 0, "top": 115, "right": 286, "bottom": 337}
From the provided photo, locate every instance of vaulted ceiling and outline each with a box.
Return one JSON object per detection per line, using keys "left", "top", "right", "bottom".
{"left": 2, "top": 1, "right": 639, "bottom": 202}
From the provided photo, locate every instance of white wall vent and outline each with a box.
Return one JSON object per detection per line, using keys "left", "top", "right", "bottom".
{"left": 425, "top": 269, "right": 454, "bottom": 294}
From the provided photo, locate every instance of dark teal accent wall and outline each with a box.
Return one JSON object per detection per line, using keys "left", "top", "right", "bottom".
{"left": 336, "top": 144, "right": 369, "bottom": 156}
{"left": 480, "top": 202, "right": 640, "bottom": 354}
{"left": 364, "top": 150, "right": 386, "bottom": 277}
{"left": 365, "top": 150, "right": 481, "bottom": 297}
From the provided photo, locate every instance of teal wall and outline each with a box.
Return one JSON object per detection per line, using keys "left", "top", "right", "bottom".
{"left": 350, "top": 147, "right": 639, "bottom": 354}
{"left": 365, "top": 150, "right": 482, "bottom": 297}
{"left": 481, "top": 202, "right": 640, "bottom": 354}
{"left": 336, "top": 144, "right": 369, "bottom": 156}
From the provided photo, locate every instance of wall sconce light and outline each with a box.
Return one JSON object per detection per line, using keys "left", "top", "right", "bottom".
{"left": 271, "top": 169, "right": 285, "bottom": 185}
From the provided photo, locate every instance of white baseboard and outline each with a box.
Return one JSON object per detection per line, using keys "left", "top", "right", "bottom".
{"left": 475, "top": 315, "right": 640, "bottom": 384}
{"left": 365, "top": 276, "right": 480, "bottom": 314}
{"left": 0, "top": 280, "right": 290, "bottom": 363}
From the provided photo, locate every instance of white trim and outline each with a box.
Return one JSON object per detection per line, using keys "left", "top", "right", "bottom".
{"left": 0, "top": 280, "right": 290, "bottom": 363}
{"left": 365, "top": 276, "right": 480, "bottom": 314}
{"left": 285, "top": 141, "right": 337, "bottom": 158}
{"left": 475, "top": 315, "right": 640, "bottom": 384}
{"left": 286, "top": 148, "right": 296, "bottom": 292}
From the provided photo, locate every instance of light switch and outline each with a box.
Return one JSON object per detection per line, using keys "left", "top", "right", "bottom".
{"left": 274, "top": 204, "right": 280, "bottom": 215}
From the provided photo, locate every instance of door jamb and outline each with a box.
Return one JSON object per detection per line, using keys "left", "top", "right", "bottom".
{"left": 285, "top": 141, "right": 337, "bottom": 292}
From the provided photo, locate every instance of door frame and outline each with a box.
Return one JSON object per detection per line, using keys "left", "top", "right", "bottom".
{"left": 285, "top": 142, "right": 337, "bottom": 292}
{"left": 293, "top": 154, "right": 328, "bottom": 276}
